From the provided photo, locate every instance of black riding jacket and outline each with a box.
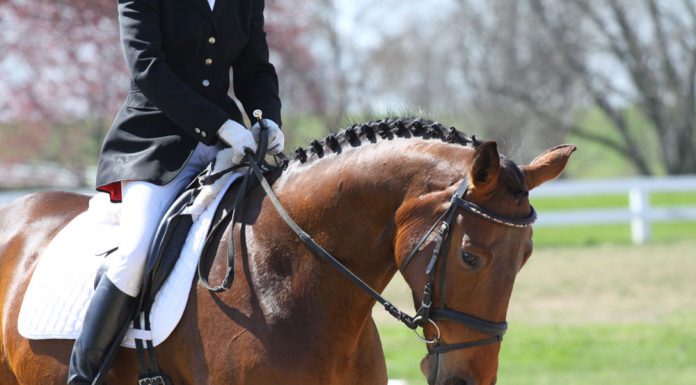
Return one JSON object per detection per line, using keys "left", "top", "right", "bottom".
{"left": 96, "top": 0, "right": 281, "bottom": 193}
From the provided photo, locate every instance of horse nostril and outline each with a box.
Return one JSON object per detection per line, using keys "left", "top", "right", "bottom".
{"left": 444, "top": 378, "right": 469, "bottom": 385}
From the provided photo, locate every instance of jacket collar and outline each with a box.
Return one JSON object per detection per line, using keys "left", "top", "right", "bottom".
{"left": 185, "top": 0, "right": 217, "bottom": 30}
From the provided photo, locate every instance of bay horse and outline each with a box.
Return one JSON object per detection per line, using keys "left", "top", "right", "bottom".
{"left": 0, "top": 118, "right": 575, "bottom": 385}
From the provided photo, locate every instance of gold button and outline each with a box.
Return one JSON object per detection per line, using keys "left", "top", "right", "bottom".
{"left": 205, "top": 58, "right": 213, "bottom": 65}
{"left": 201, "top": 131, "right": 207, "bottom": 138}
{"left": 194, "top": 128, "right": 201, "bottom": 134}
{"left": 202, "top": 79, "right": 210, "bottom": 87}
{"left": 208, "top": 36, "right": 216, "bottom": 44}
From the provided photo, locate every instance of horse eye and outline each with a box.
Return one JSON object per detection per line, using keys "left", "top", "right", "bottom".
{"left": 461, "top": 251, "right": 480, "bottom": 269}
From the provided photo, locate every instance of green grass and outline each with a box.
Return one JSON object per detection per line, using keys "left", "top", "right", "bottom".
{"left": 531, "top": 191, "right": 696, "bottom": 211}
{"left": 498, "top": 316, "right": 696, "bottom": 385}
{"left": 379, "top": 315, "right": 696, "bottom": 385}
{"left": 532, "top": 222, "right": 696, "bottom": 247}
{"left": 651, "top": 192, "right": 696, "bottom": 206}
{"left": 380, "top": 325, "right": 429, "bottom": 382}
{"left": 531, "top": 194, "right": 629, "bottom": 211}
{"left": 376, "top": 241, "right": 696, "bottom": 384}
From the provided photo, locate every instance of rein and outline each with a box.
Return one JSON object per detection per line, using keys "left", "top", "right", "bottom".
{"left": 201, "top": 114, "right": 537, "bottom": 355}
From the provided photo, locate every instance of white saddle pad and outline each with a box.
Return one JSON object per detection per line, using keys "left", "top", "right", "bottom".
{"left": 18, "top": 175, "right": 238, "bottom": 348}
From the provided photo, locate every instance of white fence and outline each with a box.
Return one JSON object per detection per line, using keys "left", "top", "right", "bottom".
{"left": 2, "top": 176, "right": 695, "bottom": 245}
{"left": 533, "top": 175, "right": 696, "bottom": 244}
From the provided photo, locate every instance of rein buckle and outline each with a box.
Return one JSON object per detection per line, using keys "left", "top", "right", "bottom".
{"left": 437, "top": 222, "right": 449, "bottom": 236}
{"left": 138, "top": 375, "right": 167, "bottom": 385}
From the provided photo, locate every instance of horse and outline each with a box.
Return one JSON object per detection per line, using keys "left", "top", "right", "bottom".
{"left": 0, "top": 118, "right": 575, "bottom": 385}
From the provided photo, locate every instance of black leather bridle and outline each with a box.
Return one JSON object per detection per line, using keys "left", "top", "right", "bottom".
{"left": 399, "top": 179, "right": 536, "bottom": 354}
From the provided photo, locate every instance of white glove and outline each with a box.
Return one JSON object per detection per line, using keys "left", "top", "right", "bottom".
{"left": 216, "top": 120, "right": 257, "bottom": 165}
{"left": 251, "top": 119, "right": 284, "bottom": 155}
{"left": 187, "top": 121, "right": 253, "bottom": 221}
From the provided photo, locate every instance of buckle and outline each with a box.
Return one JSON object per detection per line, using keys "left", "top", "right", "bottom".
{"left": 438, "top": 222, "right": 449, "bottom": 235}
{"left": 139, "top": 376, "right": 165, "bottom": 385}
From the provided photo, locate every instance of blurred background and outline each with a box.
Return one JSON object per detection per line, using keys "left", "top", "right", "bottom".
{"left": 1, "top": 0, "right": 695, "bottom": 384}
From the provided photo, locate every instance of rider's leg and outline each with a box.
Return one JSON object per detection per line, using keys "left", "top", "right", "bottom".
{"left": 67, "top": 143, "right": 219, "bottom": 385}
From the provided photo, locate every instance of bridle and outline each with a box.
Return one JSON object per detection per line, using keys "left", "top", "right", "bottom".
{"left": 399, "top": 178, "right": 536, "bottom": 354}
{"left": 201, "top": 113, "right": 537, "bottom": 356}
{"left": 397, "top": 177, "right": 535, "bottom": 385}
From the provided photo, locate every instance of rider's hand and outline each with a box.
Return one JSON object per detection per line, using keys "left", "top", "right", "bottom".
{"left": 251, "top": 119, "right": 284, "bottom": 155}
{"left": 216, "top": 120, "right": 257, "bottom": 165}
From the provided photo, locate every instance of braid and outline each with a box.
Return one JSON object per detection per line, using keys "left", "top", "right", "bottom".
{"left": 291, "top": 117, "right": 478, "bottom": 164}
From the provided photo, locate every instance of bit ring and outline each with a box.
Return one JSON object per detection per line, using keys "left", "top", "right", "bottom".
{"left": 413, "top": 318, "right": 441, "bottom": 344}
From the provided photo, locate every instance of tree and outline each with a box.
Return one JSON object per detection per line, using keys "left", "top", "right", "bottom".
{"left": 266, "top": 0, "right": 365, "bottom": 129}
{"left": 0, "top": 0, "right": 128, "bottom": 183}
{"left": 457, "top": 0, "right": 696, "bottom": 175}
{"left": 0, "top": 0, "right": 326, "bottom": 183}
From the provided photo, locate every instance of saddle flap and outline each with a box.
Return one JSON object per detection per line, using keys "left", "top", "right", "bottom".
{"left": 18, "top": 173, "right": 241, "bottom": 348}
{"left": 142, "top": 188, "right": 197, "bottom": 305}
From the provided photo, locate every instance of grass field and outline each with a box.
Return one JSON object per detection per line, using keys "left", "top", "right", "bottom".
{"left": 532, "top": 222, "right": 696, "bottom": 247}
{"left": 375, "top": 240, "right": 696, "bottom": 384}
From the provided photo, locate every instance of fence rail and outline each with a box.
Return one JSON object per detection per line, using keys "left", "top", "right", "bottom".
{"left": 2, "top": 176, "right": 695, "bottom": 245}
{"left": 533, "top": 175, "right": 696, "bottom": 244}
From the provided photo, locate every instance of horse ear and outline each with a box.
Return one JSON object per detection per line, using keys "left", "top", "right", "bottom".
{"left": 522, "top": 144, "right": 577, "bottom": 190}
{"left": 468, "top": 141, "right": 500, "bottom": 195}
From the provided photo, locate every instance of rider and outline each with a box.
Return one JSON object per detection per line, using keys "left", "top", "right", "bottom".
{"left": 68, "top": 0, "right": 283, "bottom": 383}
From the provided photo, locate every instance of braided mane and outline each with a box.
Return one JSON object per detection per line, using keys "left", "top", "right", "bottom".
{"left": 291, "top": 117, "right": 481, "bottom": 164}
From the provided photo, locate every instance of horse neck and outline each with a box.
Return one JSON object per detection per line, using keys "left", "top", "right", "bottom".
{"left": 266, "top": 140, "right": 466, "bottom": 335}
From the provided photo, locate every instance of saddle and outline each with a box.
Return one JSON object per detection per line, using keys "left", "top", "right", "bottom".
{"left": 89, "top": 115, "right": 283, "bottom": 385}
{"left": 89, "top": 161, "right": 284, "bottom": 385}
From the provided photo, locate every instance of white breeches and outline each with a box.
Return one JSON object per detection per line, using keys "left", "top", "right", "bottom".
{"left": 106, "top": 143, "right": 220, "bottom": 297}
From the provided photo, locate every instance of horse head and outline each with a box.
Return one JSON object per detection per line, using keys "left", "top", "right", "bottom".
{"left": 395, "top": 141, "right": 576, "bottom": 385}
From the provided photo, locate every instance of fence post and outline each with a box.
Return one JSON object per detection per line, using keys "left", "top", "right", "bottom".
{"left": 629, "top": 188, "right": 650, "bottom": 244}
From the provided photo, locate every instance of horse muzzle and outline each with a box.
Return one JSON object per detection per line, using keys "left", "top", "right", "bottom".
{"left": 422, "top": 352, "right": 498, "bottom": 385}
{"left": 433, "top": 376, "right": 494, "bottom": 385}
{"left": 443, "top": 378, "right": 473, "bottom": 385}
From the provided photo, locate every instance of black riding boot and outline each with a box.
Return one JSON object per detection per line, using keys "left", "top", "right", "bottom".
{"left": 67, "top": 276, "right": 136, "bottom": 385}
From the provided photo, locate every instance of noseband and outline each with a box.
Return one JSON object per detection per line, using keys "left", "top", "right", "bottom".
{"left": 399, "top": 178, "right": 536, "bottom": 354}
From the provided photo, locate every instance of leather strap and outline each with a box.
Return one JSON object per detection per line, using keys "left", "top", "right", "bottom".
{"left": 429, "top": 335, "right": 503, "bottom": 354}
{"left": 245, "top": 158, "right": 422, "bottom": 329}
{"left": 430, "top": 309, "right": 508, "bottom": 336}
{"left": 196, "top": 116, "right": 271, "bottom": 292}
